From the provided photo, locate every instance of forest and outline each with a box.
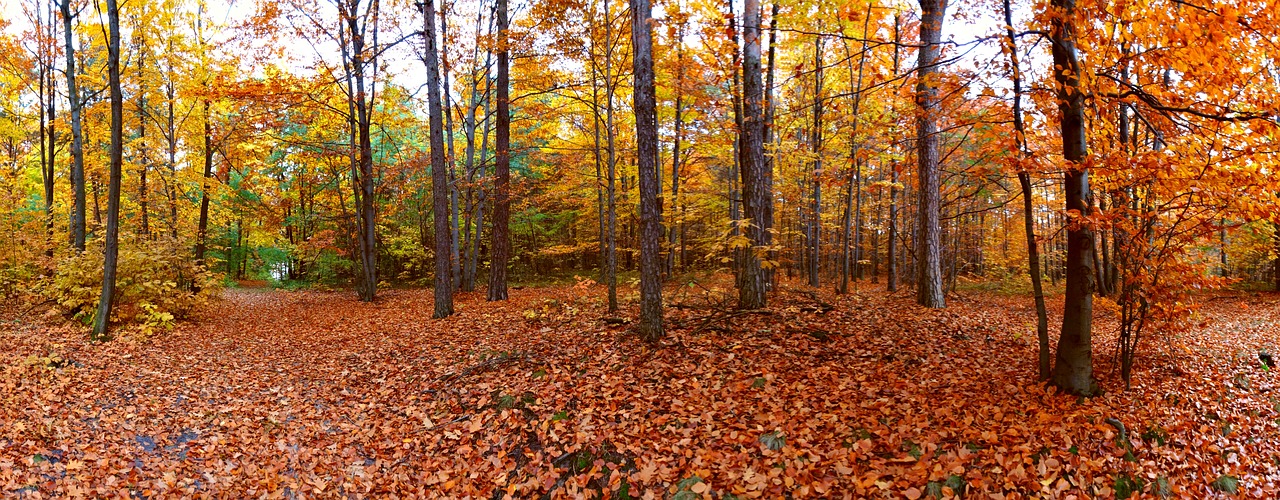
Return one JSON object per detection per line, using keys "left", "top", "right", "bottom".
{"left": 3, "top": 0, "right": 1280, "bottom": 496}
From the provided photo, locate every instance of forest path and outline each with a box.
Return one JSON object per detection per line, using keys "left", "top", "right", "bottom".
{"left": 2, "top": 285, "right": 1280, "bottom": 497}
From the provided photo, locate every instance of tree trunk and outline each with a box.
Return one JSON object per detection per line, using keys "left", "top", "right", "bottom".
{"left": 1048, "top": 0, "right": 1098, "bottom": 396}
{"left": 887, "top": 15, "right": 900, "bottom": 293}
{"left": 737, "top": 0, "right": 769, "bottom": 309}
{"left": 93, "top": 0, "right": 124, "bottom": 340}
{"left": 1004, "top": 0, "right": 1050, "bottom": 380}
{"left": 808, "top": 36, "right": 823, "bottom": 289}
{"left": 348, "top": 1, "right": 379, "bottom": 303}
{"left": 914, "top": 0, "right": 946, "bottom": 308}
{"left": 136, "top": 32, "right": 150, "bottom": 239}
{"left": 632, "top": 0, "right": 663, "bottom": 340}
{"left": 603, "top": 0, "right": 619, "bottom": 313}
{"left": 487, "top": 0, "right": 510, "bottom": 301}
{"left": 61, "top": 0, "right": 86, "bottom": 251}
{"left": 424, "top": 0, "right": 455, "bottom": 316}
{"left": 668, "top": 18, "right": 686, "bottom": 275}
{"left": 441, "top": 4, "right": 462, "bottom": 292}
{"left": 839, "top": 12, "right": 872, "bottom": 293}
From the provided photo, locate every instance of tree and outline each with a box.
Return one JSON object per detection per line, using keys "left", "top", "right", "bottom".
{"left": 1003, "top": 0, "right": 1050, "bottom": 380}
{"left": 424, "top": 0, "right": 454, "bottom": 317}
{"left": 1047, "top": 0, "right": 1097, "bottom": 396}
{"left": 914, "top": 0, "right": 946, "bottom": 308}
{"left": 93, "top": 0, "right": 124, "bottom": 340}
{"left": 60, "top": 0, "right": 86, "bottom": 251}
{"left": 487, "top": 0, "right": 510, "bottom": 301}
{"left": 737, "top": 0, "right": 769, "bottom": 309}
{"left": 631, "top": 0, "right": 661, "bottom": 340}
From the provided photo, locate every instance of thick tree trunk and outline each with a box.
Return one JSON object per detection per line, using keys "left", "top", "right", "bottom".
{"left": 93, "top": 0, "right": 124, "bottom": 340}
{"left": 632, "top": 0, "right": 663, "bottom": 340}
{"left": 350, "top": 6, "right": 378, "bottom": 303}
{"left": 914, "top": 0, "right": 946, "bottom": 308}
{"left": 1048, "top": 0, "right": 1098, "bottom": 396}
{"left": 737, "top": 0, "right": 769, "bottom": 309}
{"left": 487, "top": 0, "right": 510, "bottom": 301}
{"left": 424, "top": 0, "right": 455, "bottom": 316}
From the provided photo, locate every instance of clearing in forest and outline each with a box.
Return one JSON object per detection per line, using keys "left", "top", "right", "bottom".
{"left": 2, "top": 284, "right": 1280, "bottom": 498}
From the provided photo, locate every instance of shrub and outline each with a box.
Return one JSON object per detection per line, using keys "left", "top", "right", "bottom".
{"left": 39, "top": 237, "right": 220, "bottom": 336}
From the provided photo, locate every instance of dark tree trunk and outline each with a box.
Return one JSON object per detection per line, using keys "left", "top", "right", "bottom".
{"left": 1004, "top": 0, "right": 1050, "bottom": 380}
{"left": 487, "top": 0, "right": 510, "bottom": 302}
{"left": 441, "top": 4, "right": 462, "bottom": 291}
{"left": 93, "top": 0, "right": 124, "bottom": 340}
{"left": 62, "top": 0, "right": 86, "bottom": 251}
{"left": 136, "top": 34, "right": 150, "bottom": 239}
{"left": 887, "top": 15, "right": 900, "bottom": 293}
{"left": 668, "top": 18, "right": 686, "bottom": 275}
{"left": 195, "top": 98, "right": 213, "bottom": 267}
{"left": 1048, "top": 0, "right": 1098, "bottom": 396}
{"left": 603, "top": 0, "right": 619, "bottom": 313}
{"left": 424, "top": 0, "right": 455, "bottom": 316}
{"left": 808, "top": 36, "right": 823, "bottom": 289}
{"left": 632, "top": 0, "right": 663, "bottom": 340}
{"left": 915, "top": 0, "right": 946, "bottom": 308}
{"left": 839, "top": 10, "right": 872, "bottom": 294}
{"left": 737, "top": 0, "right": 769, "bottom": 309}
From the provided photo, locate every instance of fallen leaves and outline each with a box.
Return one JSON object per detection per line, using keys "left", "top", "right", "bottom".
{"left": 1, "top": 284, "right": 1279, "bottom": 497}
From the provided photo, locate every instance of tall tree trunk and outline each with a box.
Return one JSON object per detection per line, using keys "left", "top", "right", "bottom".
{"left": 668, "top": 17, "right": 685, "bottom": 275}
{"left": 424, "top": 0, "right": 455, "bottom": 316}
{"left": 137, "top": 31, "right": 150, "bottom": 239}
{"left": 62, "top": 0, "right": 86, "bottom": 251}
{"left": 808, "top": 36, "right": 823, "bottom": 289}
{"left": 348, "top": 1, "right": 379, "bottom": 303}
{"left": 93, "top": 0, "right": 124, "bottom": 340}
{"left": 603, "top": 0, "right": 619, "bottom": 313}
{"left": 487, "top": 0, "right": 510, "bottom": 301}
{"left": 737, "top": 0, "right": 769, "bottom": 309}
{"left": 839, "top": 10, "right": 872, "bottom": 294}
{"left": 1005, "top": 0, "right": 1050, "bottom": 380}
{"left": 887, "top": 15, "right": 900, "bottom": 292}
{"left": 441, "top": 4, "right": 462, "bottom": 292}
{"left": 1048, "top": 0, "right": 1098, "bottom": 396}
{"left": 632, "top": 0, "right": 663, "bottom": 340}
{"left": 914, "top": 0, "right": 946, "bottom": 308}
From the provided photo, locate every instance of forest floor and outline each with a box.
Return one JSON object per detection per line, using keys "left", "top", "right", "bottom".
{"left": 2, "top": 279, "right": 1280, "bottom": 498}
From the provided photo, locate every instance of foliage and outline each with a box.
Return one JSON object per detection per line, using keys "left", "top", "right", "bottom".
{"left": 2, "top": 284, "right": 1279, "bottom": 496}
{"left": 37, "top": 238, "right": 219, "bottom": 336}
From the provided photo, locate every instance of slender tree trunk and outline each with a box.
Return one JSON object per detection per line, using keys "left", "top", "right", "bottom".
{"left": 632, "top": 0, "right": 663, "bottom": 340}
{"left": 839, "top": 12, "right": 871, "bottom": 293}
{"left": 887, "top": 15, "right": 900, "bottom": 293}
{"left": 914, "top": 0, "right": 946, "bottom": 308}
{"left": 137, "top": 32, "right": 150, "bottom": 239}
{"left": 424, "top": 0, "right": 454, "bottom": 316}
{"left": 1004, "top": 0, "right": 1050, "bottom": 380}
{"left": 1048, "top": 0, "right": 1098, "bottom": 395}
{"left": 668, "top": 18, "right": 685, "bottom": 275}
{"left": 604, "top": 0, "right": 619, "bottom": 313}
{"left": 61, "top": 0, "right": 86, "bottom": 251}
{"left": 93, "top": 0, "right": 124, "bottom": 340}
{"left": 349, "top": 2, "right": 379, "bottom": 303}
{"left": 808, "top": 36, "right": 823, "bottom": 289}
{"left": 487, "top": 0, "right": 510, "bottom": 301}
{"left": 441, "top": 4, "right": 462, "bottom": 292}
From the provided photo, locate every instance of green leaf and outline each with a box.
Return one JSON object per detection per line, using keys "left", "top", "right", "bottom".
{"left": 759, "top": 431, "right": 785, "bottom": 451}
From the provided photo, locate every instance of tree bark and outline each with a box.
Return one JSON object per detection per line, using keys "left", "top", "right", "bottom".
{"left": 887, "top": 15, "right": 900, "bottom": 293}
{"left": 808, "top": 36, "right": 823, "bottom": 289}
{"left": 915, "top": 0, "right": 946, "bottom": 308}
{"left": 1048, "top": 0, "right": 1098, "bottom": 396}
{"left": 61, "top": 0, "right": 86, "bottom": 251}
{"left": 737, "top": 0, "right": 769, "bottom": 309}
{"left": 631, "top": 0, "right": 663, "bottom": 340}
{"left": 424, "top": 0, "right": 455, "bottom": 316}
{"left": 93, "top": 0, "right": 124, "bottom": 340}
{"left": 603, "top": 0, "right": 619, "bottom": 313}
{"left": 487, "top": 0, "right": 510, "bottom": 301}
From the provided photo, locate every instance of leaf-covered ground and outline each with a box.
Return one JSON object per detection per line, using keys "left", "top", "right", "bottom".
{"left": 2, "top": 282, "right": 1280, "bottom": 498}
